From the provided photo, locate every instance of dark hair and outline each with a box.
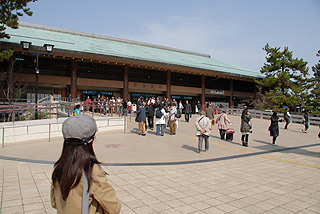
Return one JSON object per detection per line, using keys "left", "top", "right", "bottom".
{"left": 51, "top": 140, "right": 99, "bottom": 200}
{"left": 272, "top": 111, "right": 278, "bottom": 117}
{"left": 241, "top": 109, "right": 248, "bottom": 119}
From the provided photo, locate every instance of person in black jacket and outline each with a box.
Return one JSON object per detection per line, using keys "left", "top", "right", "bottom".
{"left": 184, "top": 101, "right": 192, "bottom": 122}
{"left": 134, "top": 103, "right": 146, "bottom": 136}
{"left": 147, "top": 102, "right": 154, "bottom": 130}
{"left": 269, "top": 111, "right": 283, "bottom": 145}
{"left": 122, "top": 99, "right": 128, "bottom": 116}
{"left": 144, "top": 101, "right": 150, "bottom": 130}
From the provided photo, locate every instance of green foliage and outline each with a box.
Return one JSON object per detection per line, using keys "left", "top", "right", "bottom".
{"left": 255, "top": 43, "right": 309, "bottom": 110}
{"left": 305, "top": 50, "right": 320, "bottom": 112}
{"left": 0, "top": 48, "right": 14, "bottom": 62}
{"left": 0, "top": 0, "right": 37, "bottom": 39}
{"left": 0, "top": 0, "right": 37, "bottom": 61}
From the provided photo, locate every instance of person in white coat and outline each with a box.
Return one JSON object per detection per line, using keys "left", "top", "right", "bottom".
{"left": 195, "top": 110, "right": 211, "bottom": 153}
{"left": 155, "top": 104, "right": 167, "bottom": 136}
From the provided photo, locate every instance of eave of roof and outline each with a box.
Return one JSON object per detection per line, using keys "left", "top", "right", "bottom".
{"left": 0, "top": 22, "right": 264, "bottom": 79}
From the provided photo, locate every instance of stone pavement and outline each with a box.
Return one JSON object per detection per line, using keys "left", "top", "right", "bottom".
{"left": 0, "top": 114, "right": 319, "bottom": 213}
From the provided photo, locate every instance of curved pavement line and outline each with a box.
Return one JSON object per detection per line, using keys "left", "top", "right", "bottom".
{"left": 0, "top": 143, "right": 319, "bottom": 168}
{"left": 0, "top": 119, "right": 319, "bottom": 168}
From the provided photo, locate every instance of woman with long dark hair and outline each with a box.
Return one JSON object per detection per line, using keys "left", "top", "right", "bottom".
{"left": 51, "top": 114, "right": 121, "bottom": 214}
{"left": 269, "top": 111, "right": 283, "bottom": 145}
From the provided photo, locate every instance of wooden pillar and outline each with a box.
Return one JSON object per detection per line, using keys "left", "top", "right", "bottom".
{"left": 253, "top": 82, "right": 257, "bottom": 109}
{"left": 166, "top": 70, "right": 171, "bottom": 99}
{"left": 122, "top": 65, "right": 129, "bottom": 101}
{"left": 70, "top": 60, "right": 77, "bottom": 100}
{"left": 253, "top": 82, "right": 257, "bottom": 100}
{"left": 229, "top": 79, "right": 234, "bottom": 108}
{"left": 201, "top": 75, "right": 205, "bottom": 105}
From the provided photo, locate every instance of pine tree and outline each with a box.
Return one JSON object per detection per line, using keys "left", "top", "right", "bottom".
{"left": 309, "top": 50, "right": 320, "bottom": 113}
{"left": 0, "top": 0, "right": 37, "bottom": 62}
{"left": 255, "top": 43, "right": 309, "bottom": 110}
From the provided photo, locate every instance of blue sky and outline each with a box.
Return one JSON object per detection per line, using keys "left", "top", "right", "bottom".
{"left": 19, "top": 0, "right": 320, "bottom": 73}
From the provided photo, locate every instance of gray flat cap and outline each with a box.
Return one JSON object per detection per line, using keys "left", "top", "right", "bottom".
{"left": 62, "top": 114, "right": 98, "bottom": 142}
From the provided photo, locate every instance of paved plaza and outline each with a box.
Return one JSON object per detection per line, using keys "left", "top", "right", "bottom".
{"left": 0, "top": 114, "right": 320, "bottom": 214}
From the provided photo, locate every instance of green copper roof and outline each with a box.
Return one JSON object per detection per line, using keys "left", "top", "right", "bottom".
{"left": 1, "top": 22, "right": 264, "bottom": 78}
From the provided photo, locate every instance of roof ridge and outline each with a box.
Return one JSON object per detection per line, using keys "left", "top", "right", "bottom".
{"left": 18, "top": 22, "right": 211, "bottom": 58}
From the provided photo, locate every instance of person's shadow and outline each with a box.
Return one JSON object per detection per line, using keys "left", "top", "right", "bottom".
{"left": 130, "top": 128, "right": 140, "bottom": 134}
{"left": 181, "top": 144, "right": 198, "bottom": 153}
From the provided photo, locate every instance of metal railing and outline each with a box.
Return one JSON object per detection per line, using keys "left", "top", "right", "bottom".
{"left": 218, "top": 108, "right": 320, "bottom": 126}
{"left": 1, "top": 116, "right": 127, "bottom": 148}
{"left": 0, "top": 101, "right": 131, "bottom": 123}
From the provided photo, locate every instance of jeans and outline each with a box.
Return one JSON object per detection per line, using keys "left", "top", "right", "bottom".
{"left": 156, "top": 124, "right": 164, "bottom": 135}
{"left": 284, "top": 119, "right": 290, "bottom": 129}
{"left": 123, "top": 108, "right": 127, "bottom": 116}
{"left": 198, "top": 134, "right": 209, "bottom": 151}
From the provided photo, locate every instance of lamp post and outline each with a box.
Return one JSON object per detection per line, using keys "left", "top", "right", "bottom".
{"left": 20, "top": 41, "right": 55, "bottom": 119}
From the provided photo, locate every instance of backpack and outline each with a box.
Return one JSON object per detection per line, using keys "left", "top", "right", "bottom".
{"left": 156, "top": 108, "right": 162, "bottom": 118}
{"left": 175, "top": 110, "right": 181, "bottom": 118}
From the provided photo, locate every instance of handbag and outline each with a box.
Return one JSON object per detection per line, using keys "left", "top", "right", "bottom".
{"left": 226, "top": 128, "right": 235, "bottom": 134}
{"left": 211, "top": 120, "right": 215, "bottom": 126}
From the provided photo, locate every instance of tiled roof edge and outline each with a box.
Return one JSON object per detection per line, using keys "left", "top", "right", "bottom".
{"left": 18, "top": 22, "right": 211, "bottom": 58}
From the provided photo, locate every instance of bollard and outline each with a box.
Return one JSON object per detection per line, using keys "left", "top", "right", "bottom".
{"left": 2, "top": 127, "right": 4, "bottom": 148}
{"left": 49, "top": 124, "right": 51, "bottom": 142}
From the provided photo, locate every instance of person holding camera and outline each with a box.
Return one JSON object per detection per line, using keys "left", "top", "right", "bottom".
{"left": 240, "top": 108, "right": 252, "bottom": 147}
{"left": 268, "top": 111, "right": 283, "bottom": 145}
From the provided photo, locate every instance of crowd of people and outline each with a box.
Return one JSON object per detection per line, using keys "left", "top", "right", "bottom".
{"left": 75, "top": 95, "right": 317, "bottom": 150}
{"left": 82, "top": 95, "right": 132, "bottom": 116}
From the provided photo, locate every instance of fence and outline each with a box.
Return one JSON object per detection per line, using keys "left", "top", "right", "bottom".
{"left": 218, "top": 108, "right": 320, "bottom": 126}
{"left": 0, "top": 101, "right": 127, "bottom": 123}
{"left": 1, "top": 116, "right": 127, "bottom": 147}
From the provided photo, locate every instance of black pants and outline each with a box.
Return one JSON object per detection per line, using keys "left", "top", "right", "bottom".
{"left": 147, "top": 116, "right": 154, "bottom": 129}
{"left": 185, "top": 113, "right": 190, "bottom": 122}
{"left": 219, "top": 129, "right": 226, "bottom": 139}
{"left": 241, "top": 134, "right": 249, "bottom": 142}
{"left": 273, "top": 136, "right": 277, "bottom": 144}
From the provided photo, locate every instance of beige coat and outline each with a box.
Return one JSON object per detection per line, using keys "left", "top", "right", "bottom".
{"left": 216, "top": 113, "right": 231, "bottom": 130}
{"left": 195, "top": 115, "right": 211, "bottom": 136}
{"left": 51, "top": 164, "right": 121, "bottom": 214}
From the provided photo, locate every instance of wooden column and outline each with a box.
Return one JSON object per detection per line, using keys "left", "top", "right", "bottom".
{"left": 70, "top": 60, "right": 77, "bottom": 100}
{"left": 122, "top": 65, "right": 129, "bottom": 101}
{"left": 201, "top": 75, "right": 206, "bottom": 105}
{"left": 229, "top": 79, "right": 234, "bottom": 108}
{"left": 253, "top": 82, "right": 257, "bottom": 100}
{"left": 166, "top": 70, "right": 171, "bottom": 99}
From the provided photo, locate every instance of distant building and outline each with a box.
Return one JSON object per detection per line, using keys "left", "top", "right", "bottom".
{"left": 0, "top": 22, "right": 263, "bottom": 107}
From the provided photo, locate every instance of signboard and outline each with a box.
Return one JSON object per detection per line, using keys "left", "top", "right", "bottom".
{"left": 82, "top": 90, "right": 113, "bottom": 96}
{"left": 172, "top": 95, "right": 193, "bottom": 100}
{"left": 210, "top": 90, "right": 225, "bottom": 95}
{"left": 131, "top": 93, "right": 157, "bottom": 98}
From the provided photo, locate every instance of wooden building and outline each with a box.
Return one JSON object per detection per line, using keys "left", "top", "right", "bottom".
{"left": 0, "top": 22, "right": 264, "bottom": 107}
